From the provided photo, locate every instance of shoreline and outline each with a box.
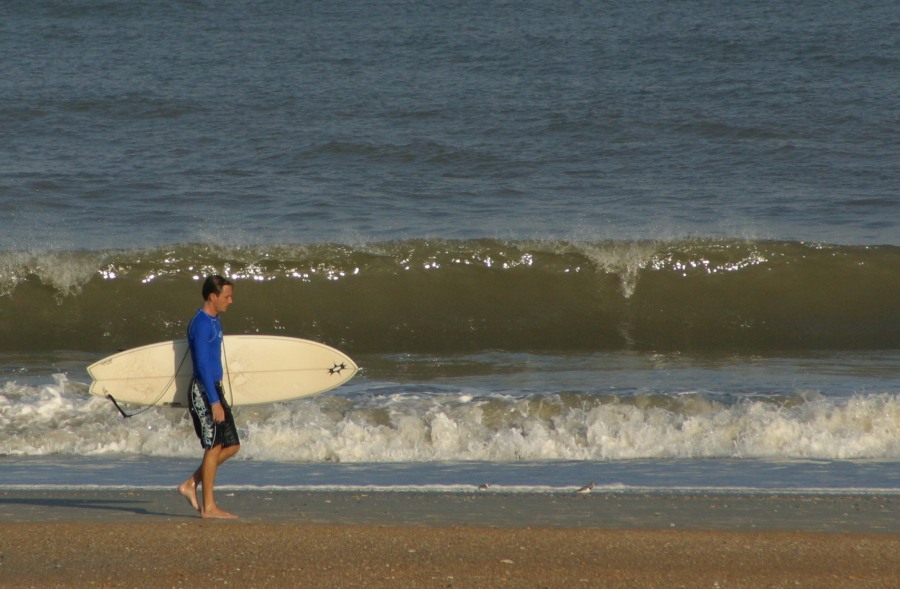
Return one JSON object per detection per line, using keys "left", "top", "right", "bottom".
{"left": 1, "top": 489, "right": 898, "bottom": 533}
{"left": 1, "top": 491, "right": 898, "bottom": 588}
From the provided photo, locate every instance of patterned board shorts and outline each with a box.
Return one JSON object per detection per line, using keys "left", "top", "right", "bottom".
{"left": 188, "top": 380, "right": 240, "bottom": 450}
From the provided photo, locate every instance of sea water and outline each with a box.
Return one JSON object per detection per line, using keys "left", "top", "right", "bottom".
{"left": 0, "top": 0, "right": 898, "bottom": 493}
{"left": 2, "top": 350, "right": 898, "bottom": 492}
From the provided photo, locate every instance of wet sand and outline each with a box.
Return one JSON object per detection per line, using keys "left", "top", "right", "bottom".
{"left": 1, "top": 490, "right": 898, "bottom": 588}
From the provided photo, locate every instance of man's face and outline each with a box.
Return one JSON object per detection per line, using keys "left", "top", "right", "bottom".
{"left": 211, "top": 285, "right": 234, "bottom": 314}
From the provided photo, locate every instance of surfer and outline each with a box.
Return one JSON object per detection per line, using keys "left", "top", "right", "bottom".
{"left": 178, "top": 275, "right": 241, "bottom": 519}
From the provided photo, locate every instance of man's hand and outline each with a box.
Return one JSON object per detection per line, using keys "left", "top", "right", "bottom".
{"left": 211, "top": 402, "right": 225, "bottom": 423}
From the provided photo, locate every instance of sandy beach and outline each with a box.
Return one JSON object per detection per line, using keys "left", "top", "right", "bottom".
{"left": 1, "top": 490, "right": 898, "bottom": 588}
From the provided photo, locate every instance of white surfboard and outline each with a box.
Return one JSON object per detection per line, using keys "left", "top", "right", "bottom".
{"left": 87, "top": 335, "right": 358, "bottom": 408}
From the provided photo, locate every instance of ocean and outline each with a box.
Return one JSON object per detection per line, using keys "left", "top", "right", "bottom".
{"left": 1, "top": 0, "right": 898, "bottom": 494}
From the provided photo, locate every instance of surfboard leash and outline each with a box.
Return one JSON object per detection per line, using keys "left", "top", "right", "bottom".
{"left": 221, "top": 331, "right": 235, "bottom": 407}
{"left": 106, "top": 394, "right": 131, "bottom": 418}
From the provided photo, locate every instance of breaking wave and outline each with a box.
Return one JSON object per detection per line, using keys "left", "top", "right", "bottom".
{"left": 1, "top": 238, "right": 898, "bottom": 353}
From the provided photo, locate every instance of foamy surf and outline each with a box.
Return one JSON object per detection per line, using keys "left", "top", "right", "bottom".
{"left": 2, "top": 372, "right": 898, "bottom": 462}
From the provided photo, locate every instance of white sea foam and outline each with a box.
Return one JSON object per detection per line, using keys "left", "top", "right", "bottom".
{"left": 2, "top": 375, "right": 898, "bottom": 462}
{"left": 0, "top": 250, "right": 107, "bottom": 297}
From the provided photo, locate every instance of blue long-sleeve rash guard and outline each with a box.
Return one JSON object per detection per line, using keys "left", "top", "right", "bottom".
{"left": 187, "top": 309, "right": 224, "bottom": 405}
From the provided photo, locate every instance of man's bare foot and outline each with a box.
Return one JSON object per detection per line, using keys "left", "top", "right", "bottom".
{"left": 201, "top": 507, "right": 238, "bottom": 519}
{"left": 177, "top": 480, "right": 200, "bottom": 512}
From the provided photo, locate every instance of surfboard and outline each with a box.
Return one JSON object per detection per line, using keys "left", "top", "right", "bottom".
{"left": 87, "top": 335, "right": 358, "bottom": 408}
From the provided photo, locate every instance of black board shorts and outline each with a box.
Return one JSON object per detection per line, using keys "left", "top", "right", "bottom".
{"left": 188, "top": 380, "right": 240, "bottom": 450}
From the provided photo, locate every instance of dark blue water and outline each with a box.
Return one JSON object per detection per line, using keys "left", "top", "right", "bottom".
{"left": 1, "top": 0, "right": 897, "bottom": 249}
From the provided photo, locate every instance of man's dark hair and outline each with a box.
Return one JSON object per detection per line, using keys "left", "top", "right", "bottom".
{"left": 202, "top": 275, "right": 233, "bottom": 301}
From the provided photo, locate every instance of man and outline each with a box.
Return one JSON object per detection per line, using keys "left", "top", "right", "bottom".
{"left": 178, "top": 275, "right": 241, "bottom": 519}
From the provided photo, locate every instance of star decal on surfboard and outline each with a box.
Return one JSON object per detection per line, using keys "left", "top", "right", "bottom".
{"left": 329, "top": 362, "right": 348, "bottom": 375}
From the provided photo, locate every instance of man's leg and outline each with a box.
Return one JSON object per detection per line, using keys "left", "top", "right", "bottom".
{"left": 179, "top": 443, "right": 240, "bottom": 512}
{"left": 200, "top": 443, "right": 240, "bottom": 519}
{"left": 178, "top": 470, "right": 201, "bottom": 512}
